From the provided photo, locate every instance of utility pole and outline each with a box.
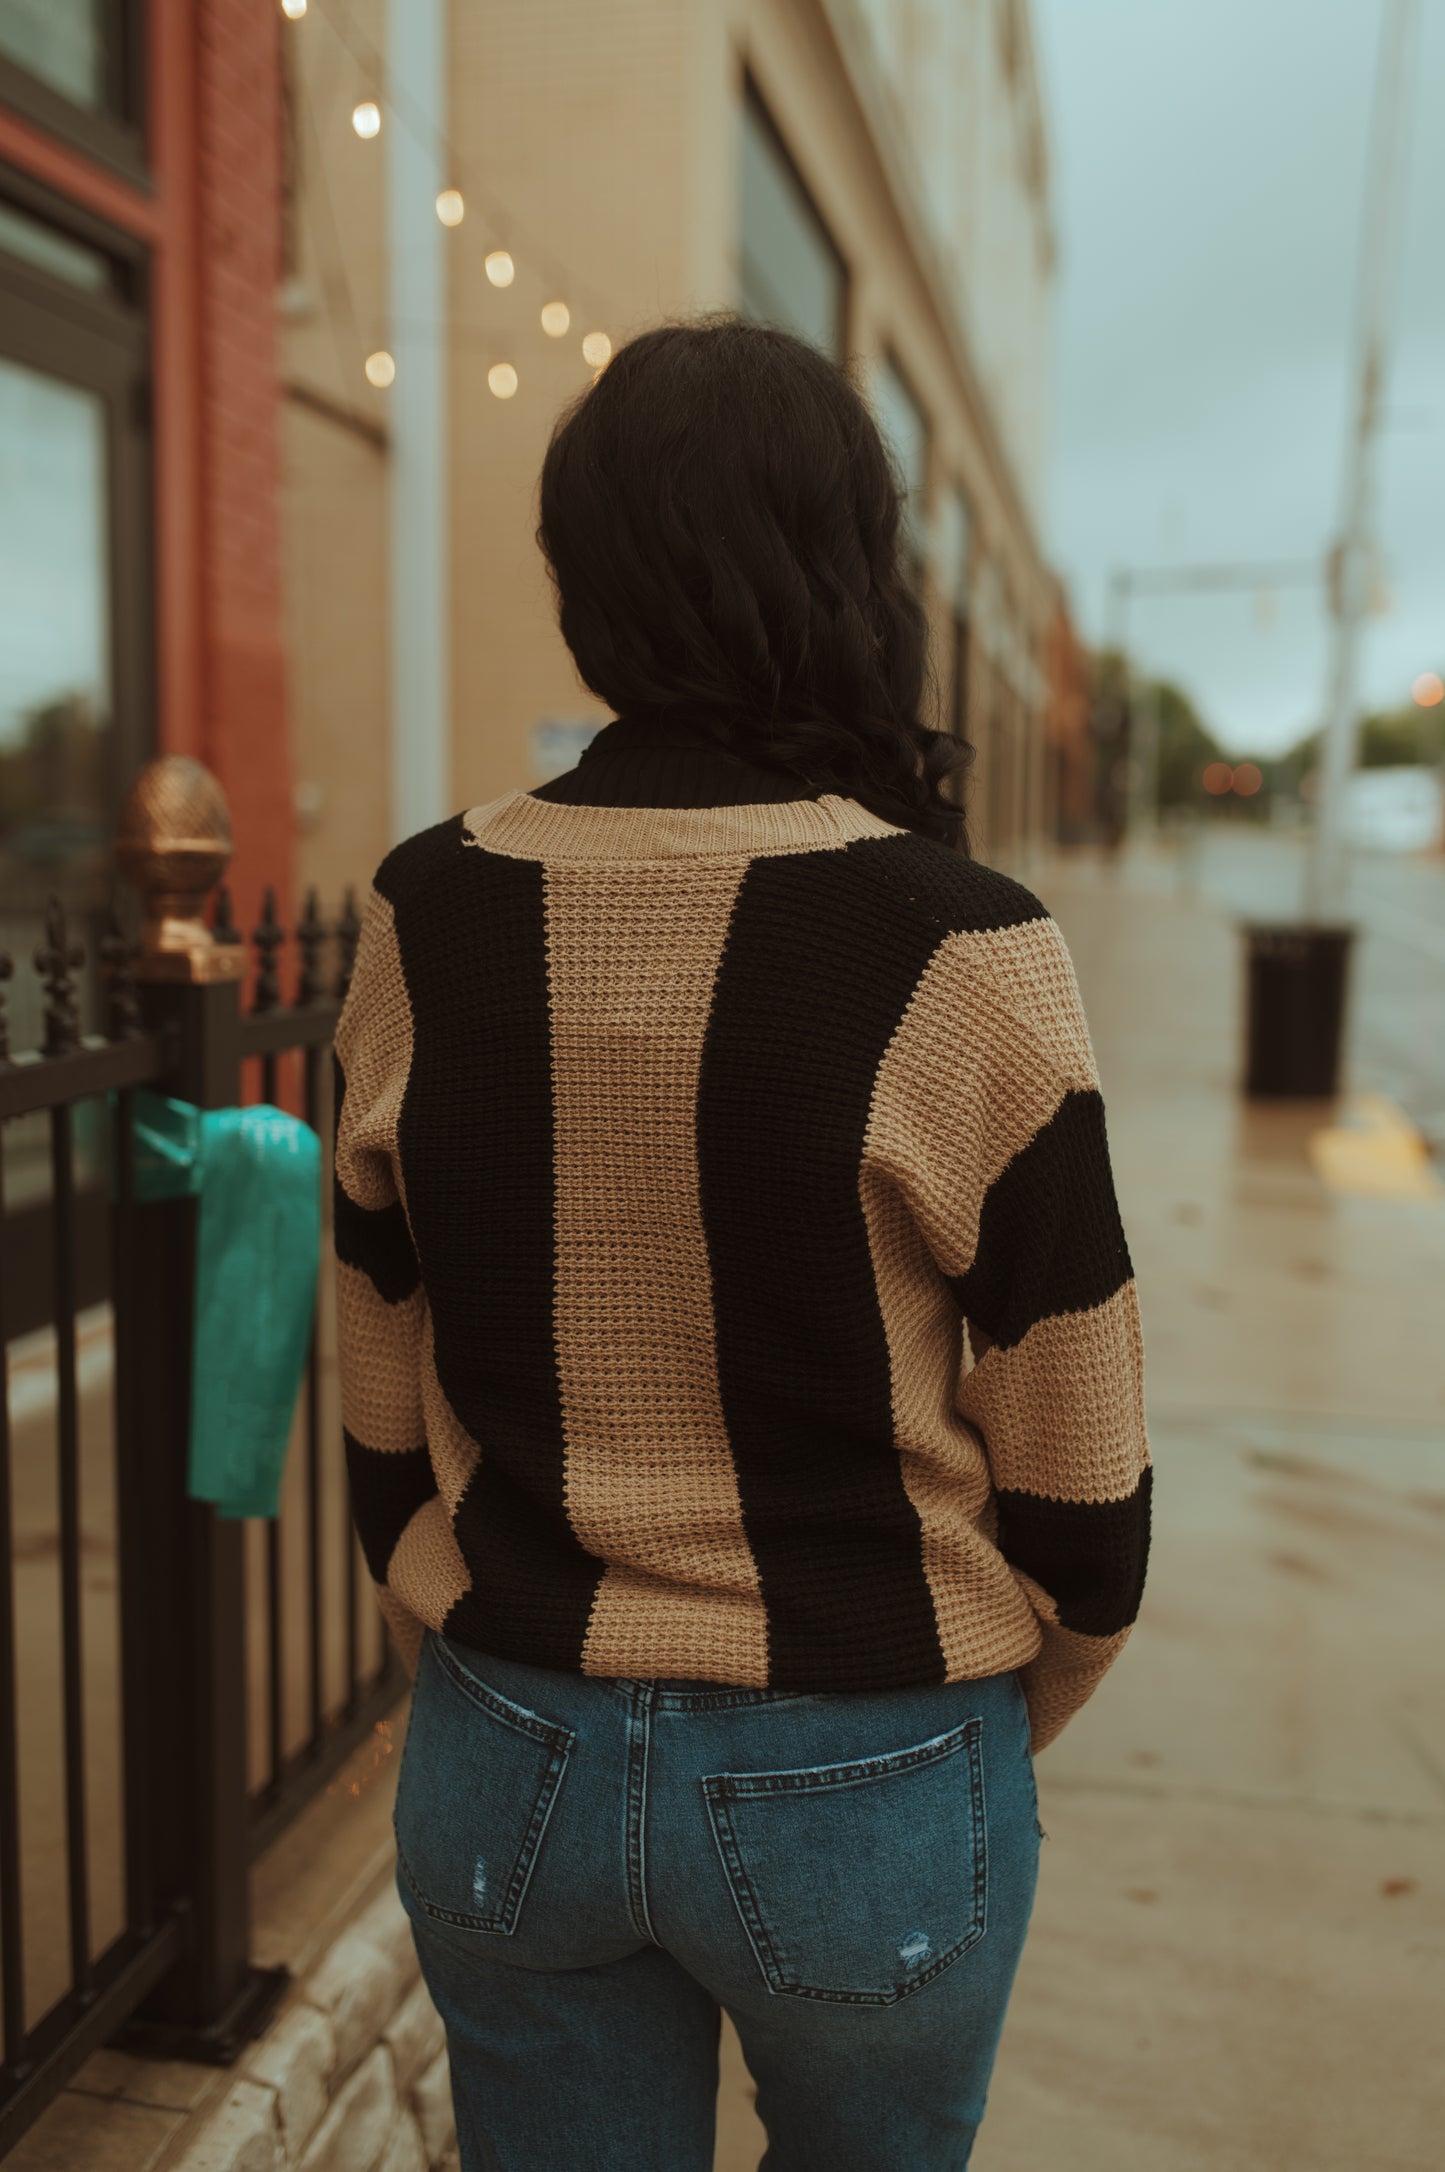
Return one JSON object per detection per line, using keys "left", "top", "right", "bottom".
{"left": 1306, "top": 0, "right": 1419, "bottom": 920}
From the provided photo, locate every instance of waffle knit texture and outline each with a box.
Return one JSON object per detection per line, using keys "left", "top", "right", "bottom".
{"left": 334, "top": 777, "right": 1150, "bottom": 1751}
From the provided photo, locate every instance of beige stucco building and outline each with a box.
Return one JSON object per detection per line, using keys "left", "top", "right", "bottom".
{"left": 278, "top": 0, "right": 1060, "bottom": 905}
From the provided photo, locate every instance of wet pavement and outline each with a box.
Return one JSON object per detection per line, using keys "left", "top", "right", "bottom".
{"left": 720, "top": 829, "right": 1445, "bottom": 2169}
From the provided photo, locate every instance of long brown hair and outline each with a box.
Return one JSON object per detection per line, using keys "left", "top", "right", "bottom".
{"left": 537, "top": 317, "right": 971, "bottom": 848}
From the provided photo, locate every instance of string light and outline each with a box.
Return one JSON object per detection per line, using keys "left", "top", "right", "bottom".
{"left": 280, "top": 0, "right": 307, "bottom": 17}
{"left": 1411, "top": 671, "right": 1444, "bottom": 707}
{"left": 364, "top": 350, "right": 396, "bottom": 388}
{"left": 488, "top": 362, "right": 518, "bottom": 399}
{"left": 308, "top": 7, "right": 617, "bottom": 402}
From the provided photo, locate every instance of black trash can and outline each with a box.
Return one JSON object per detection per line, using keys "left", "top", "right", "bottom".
{"left": 1241, "top": 923, "right": 1355, "bottom": 1098}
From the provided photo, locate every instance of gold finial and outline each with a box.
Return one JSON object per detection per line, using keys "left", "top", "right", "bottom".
{"left": 115, "top": 756, "right": 244, "bottom": 983}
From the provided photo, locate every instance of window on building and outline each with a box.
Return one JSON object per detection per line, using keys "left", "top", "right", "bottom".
{"left": 933, "top": 483, "right": 967, "bottom": 719}
{"left": 936, "top": 489, "right": 974, "bottom": 747}
{"left": 936, "top": 489, "right": 971, "bottom": 604}
{"left": 0, "top": 178, "right": 150, "bottom": 1035}
{"left": 0, "top": 172, "right": 150, "bottom": 1326}
{"left": 0, "top": 0, "right": 106, "bottom": 107}
{"left": 0, "top": 194, "right": 111, "bottom": 290}
{"left": 738, "top": 85, "right": 847, "bottom": 361}
{"left": 872, "top": 354, "right": 929, "bottom": 583}
{"left": 0, "top": 0, "right": 145, "bottom": 174}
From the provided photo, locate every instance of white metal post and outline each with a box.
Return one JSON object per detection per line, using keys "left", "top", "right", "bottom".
{"left": 1306, "top": 0, "right": 1419, "bottom": 921}
{"left": 386, "top": 0, "right": 450, "bottom": 843}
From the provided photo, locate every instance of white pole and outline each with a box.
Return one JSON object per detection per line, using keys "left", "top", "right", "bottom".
{"left": 387, "top": 0, "right": 450, "bottom": 842}
{"left": 1306, "top": 0, "right": 1418, "bottom": 921}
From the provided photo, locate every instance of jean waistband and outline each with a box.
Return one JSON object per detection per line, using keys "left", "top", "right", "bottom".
{"left": 604, "top": 1676, "right": 823, "bottom": 1711}
{"left": 438, "top": 1636, "right": 1019, "bottom": 1718}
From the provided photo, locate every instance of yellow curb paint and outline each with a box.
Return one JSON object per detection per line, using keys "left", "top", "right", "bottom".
{"left": 1309, "top": 1093, "right": 1443, "bottom": 1201}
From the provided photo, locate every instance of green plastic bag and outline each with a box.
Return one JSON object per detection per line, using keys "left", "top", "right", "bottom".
{"left": 130, "top": 1091, "right": 321, "bottom": 1519}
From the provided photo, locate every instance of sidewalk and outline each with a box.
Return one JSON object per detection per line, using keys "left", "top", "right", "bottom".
{"left": 716, "top": 838, "right": 1445, "bottom": 2171}
{"left": 971, "top": 843, "right": 1444, "bottom": 2171}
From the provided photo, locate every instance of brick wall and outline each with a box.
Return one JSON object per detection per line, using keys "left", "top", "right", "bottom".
{"left": 191, "top": 0, "right": 294, "bottom": 936}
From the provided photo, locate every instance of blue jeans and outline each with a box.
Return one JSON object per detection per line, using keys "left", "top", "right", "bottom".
{"left": 395, "top": 1632, "right": 1041, "bottom": 2170}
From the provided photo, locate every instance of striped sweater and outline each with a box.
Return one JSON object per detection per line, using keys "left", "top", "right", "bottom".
{"left": 334, "top": 753, "right": 1150, "bottom": 1751}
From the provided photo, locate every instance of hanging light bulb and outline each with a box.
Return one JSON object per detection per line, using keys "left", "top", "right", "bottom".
{"left": 540, "top": 300, "right": 571, "bottom": 338}
{"left": 488, "top": 362, "right": 519, "bottom": 400}
{"left": 280, "top": 0, "right": 307, "bottom": 17}
{"left": 435, "top": 188, "right": 465, "bottom": 228}
{"left": 581, "top": 330, "right": 611, "bottom": 369}
{"left": 484, "top": 250, "right": 516, "bottom": 288}
{"left": 352, "top": 100, "right": 382, "bottom": 139}
{"left": 364, "top": 350, "right": 396, "bottom": 388}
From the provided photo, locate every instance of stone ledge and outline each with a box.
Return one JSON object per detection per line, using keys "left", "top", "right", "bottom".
{"left": 162, "top": 1880, "right": 455, "bottom": 2172}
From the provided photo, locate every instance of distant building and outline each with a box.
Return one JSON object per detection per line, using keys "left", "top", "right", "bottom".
{"left": 280, "top": 0, "right": 1067, "bottom": 896}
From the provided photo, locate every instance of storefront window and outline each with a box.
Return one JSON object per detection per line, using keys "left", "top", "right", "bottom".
{"left": 0, "top": 184, "right": 148, "bottom": 1300}
{"left": 0, "top": 362, "right": 111, "bottom": 909}
{"left": 739, "top": 87, "right": 847, "bottom": 361}
{"left": 0, "top": 354, "right": 111, "bottom": 1225}
{"left": 0, "top": 182, "right": 149, "bottom": 1043}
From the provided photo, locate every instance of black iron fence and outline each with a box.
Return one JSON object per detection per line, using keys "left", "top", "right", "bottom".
{"left": 0, "top": 763, "right": 402, "bottom": 2156}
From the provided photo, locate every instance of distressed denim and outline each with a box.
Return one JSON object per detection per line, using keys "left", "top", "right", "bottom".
{"left": 395, "top": 1631, "right": 1041, "bottom": 2171}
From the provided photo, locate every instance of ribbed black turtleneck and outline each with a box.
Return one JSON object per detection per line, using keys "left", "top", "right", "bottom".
{"left": 529, "top": 716, "right": 821, "bottom": 810}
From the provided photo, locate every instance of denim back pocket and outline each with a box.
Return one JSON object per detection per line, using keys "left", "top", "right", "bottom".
{"left": 702, "top": 1716, "right": 986, "bottom": 2005}
{"left": 395, "top": 1634, "right": 575, "bottom": 1935}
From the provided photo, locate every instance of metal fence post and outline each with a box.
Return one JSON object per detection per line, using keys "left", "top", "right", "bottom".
{"left": 115, "top": 758, "right": 288, "bottom": 2058}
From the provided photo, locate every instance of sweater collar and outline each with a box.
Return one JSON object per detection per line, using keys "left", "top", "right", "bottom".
{"left": 580, "top": 714, "right": 759, "bottom": 762}
{"left": 467, "top": 790, "right": 902, "bottom": 861}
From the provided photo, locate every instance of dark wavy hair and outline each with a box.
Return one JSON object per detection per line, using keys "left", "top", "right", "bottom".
{"left": 537, "top": 317, "right": 971, "bottom": 848}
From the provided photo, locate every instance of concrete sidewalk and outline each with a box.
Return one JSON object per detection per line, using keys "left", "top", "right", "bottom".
{"left": 717, "top": 839, "right": 1445, "bottom": 2171}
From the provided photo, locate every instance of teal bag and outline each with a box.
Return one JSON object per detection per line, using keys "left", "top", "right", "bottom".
{"left": 130, "top": 1090, "right": 322, "bottom": 1519}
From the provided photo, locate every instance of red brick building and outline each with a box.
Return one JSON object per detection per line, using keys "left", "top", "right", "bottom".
{"left": 0, "top": 0, "right": 292, "bottom": 990}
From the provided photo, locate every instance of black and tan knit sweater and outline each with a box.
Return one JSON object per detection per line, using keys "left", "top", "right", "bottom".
{"left": 334, "top": 719, "right": 1150, "bottom": 1750}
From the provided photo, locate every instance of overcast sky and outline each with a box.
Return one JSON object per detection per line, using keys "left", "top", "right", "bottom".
{"left": 1032, "top": 0, "right": 1445, "bottom": 756}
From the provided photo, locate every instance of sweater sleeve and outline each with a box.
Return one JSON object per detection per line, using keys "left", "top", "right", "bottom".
{"left": 333, "top": 884, "right": 434, "bottom": 1676}
{"left": 874, "top": 907, "right": 1151, "bottom": 1752}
